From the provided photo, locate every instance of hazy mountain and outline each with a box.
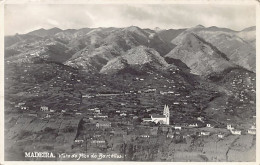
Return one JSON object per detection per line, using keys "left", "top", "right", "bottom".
{"left": 241, "top": 26, "right": 256, "bottom": 32}
{"left": 171, "top": 25, "right": 256, "bottom": 72}
{"left": 5, "top": 25, "right": 255, "bottom": 75}
{"left": 4, "top": 34, "right": 42, "bottom": 48}
{"left": 196, "top": 30, "right": 256, "bottom": 72}
{"left": 27, "top": 27, "right": 62, "bottom": 37}
{"left": 157, "top": 29, "right": 186, "bottom": 43}
{"left": 166, "top": 33, "right": 234, "bottom": 76}
{"left": 236, "top": 26, "right": 256, "bottom": 48}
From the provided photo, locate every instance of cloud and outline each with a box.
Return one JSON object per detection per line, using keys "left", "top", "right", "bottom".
{"left": 4, "top": 4, "right": 256, "bottom": 35}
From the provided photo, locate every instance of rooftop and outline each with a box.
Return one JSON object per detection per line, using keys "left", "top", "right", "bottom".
{"left": 152, "top": 115, "right": 166, "bottom": 118}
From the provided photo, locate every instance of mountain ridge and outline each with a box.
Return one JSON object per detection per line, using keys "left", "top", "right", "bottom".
{"left": 5, "top": 25, "right": 255, "bottom": 75}
{"left": 166, "top": 32, "right": 235, "bottom": 76}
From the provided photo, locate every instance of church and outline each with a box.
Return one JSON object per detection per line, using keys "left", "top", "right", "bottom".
{"left": 143, "top": 105, "right": 170, "bottom": 125}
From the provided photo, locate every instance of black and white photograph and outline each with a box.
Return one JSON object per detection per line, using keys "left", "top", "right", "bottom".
{"left": 1, "top": 0, "right": 258, "bottom": 162}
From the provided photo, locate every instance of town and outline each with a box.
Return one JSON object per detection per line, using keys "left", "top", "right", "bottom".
{"left": 4, "top": 59, "right": 256, "bottom": 161}
{"left": 6, "top": 81, "right": 256, "bottom": 161}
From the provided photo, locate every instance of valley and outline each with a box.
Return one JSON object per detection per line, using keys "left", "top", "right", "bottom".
{"left": 4, "top": 25, "right": 256, "bottom": 161}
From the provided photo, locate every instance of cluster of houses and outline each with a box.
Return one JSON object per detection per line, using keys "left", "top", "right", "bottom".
{"left": 15, "top": 102, "right": 28, "bottom": 110}
{"left": 247, "top": 125, "right": 256, "bottom": 135}
{"left": 38, "top": 106, "right": 58, "bottom": 119}
{"left": 141, "top": 105, "right": 256, "bottom": 139}
{"left": 71, "top": 107, "right": 256, "bottom": 152}
{"left": 134, "top": 77, "right": 144, "bottom": 81}
{"left": 24, "top": 105, "right": 57, "bottom": 119}
{"left": 15, "top": 103, "right": 53, "bottom": 118}
{"left": 229, "top": 73, "right": 255, "bottom": 104}
{"left": 88, "top": 108, "right": 110, "bottom": 119}
{"left": 227, "top": 124, "right": 256, "bottom": 135}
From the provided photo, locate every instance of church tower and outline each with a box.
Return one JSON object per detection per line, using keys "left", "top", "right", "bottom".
{"left": 163, "top": 105, "right": 170, "bottom": 125}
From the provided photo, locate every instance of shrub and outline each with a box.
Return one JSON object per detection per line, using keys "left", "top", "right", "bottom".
{"left": 62, "top": 126, "right": 75, "bottom": 133}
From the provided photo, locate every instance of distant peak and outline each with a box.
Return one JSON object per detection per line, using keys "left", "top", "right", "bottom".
{"left": 207, "top": 26, "right": 219, "bottom": 30}
{"left": 195, "top": 25, "right": 205, "bottom": 28}
{"left": 241, "top": 26, "right": 256, "bottom": 31}
{"left": 207, "top": 26, "right": 236, "bottom": 32}
{"left": 154, "top": 27, "right": 161, "bottom": 32}
{"left": 125, "top": 26, "right": 142, "bottom": 31}
{"left": 37, "top": 28, "right": 46, "bottom": 31}
{"left": 26, "top": 28, "right": 46, "bottom": 34}
{"left": 49, "top": 27, "right": 62, "bottom": 30}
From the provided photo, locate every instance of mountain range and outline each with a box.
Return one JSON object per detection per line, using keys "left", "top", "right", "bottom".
{"left": 5, "top": 25, "right": 255, "bottom": 76}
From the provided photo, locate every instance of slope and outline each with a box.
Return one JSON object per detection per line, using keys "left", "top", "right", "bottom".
{"left": 171, "top": 25, "right": 256, "bottom": 72}
{"left": 100, "top": 45, "right": 169, "bottom": 74}
{"left": 166, "top": 33, "right": 234, "bottom": 76}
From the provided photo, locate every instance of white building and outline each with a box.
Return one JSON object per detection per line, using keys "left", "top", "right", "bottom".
{"left": 218, "top": 134, "right": 224, "bottom": 138}
{"left": 75, "top": 139, "right": 84, "bottom": 143}
{"left": 94, "top": 114, "right": 108, "bottom": 118}
{"left": 21, "top": 106, "right": 28, "bottom": 110}
{"left": 231, "top": 129, "right": 241, "bottom": 135}
{"left": 248, "top": 125, "right": 256, "bottom": 135}
{"left": 174, "top": 126, "right": 182, "bottom": 130}
{"left": 201, "top": 131, "right": 210, "bottom": 136}
{"left": 227, "top": 124, "right": 234, "bottom": 130}
{"left": 91, "top": 140, "right": 105, "bottom": 144}
{"left": 50, "top": 109, "right": 55, "bottom": 113}
{"left": 45, "top": 114, "right": 51, "bottom": 118}
{"left": 250, "top": 125, "right": 256, "bottom": 129}
{"left": 94, "top": 109, "right": 101, "bottom": 113}
{"left": 248, "top": 129, "right": 256, "bottom": 135}
{"left": 40, "top": 106, "right": 48, "bottom": 111}
{"left": 120, "top": 113, "right": 127, "bottom": 117}
{"left": 197, "top": 117, "right": 204, "bottom": 122}
{"left": 140, "top": 135, "right": 150, "bottom": 138}
{"left": 143, "top": 105, "right": 170, "bottom": 125}
{"left": 17, "top": 102, "right": 25, "bottom": 107}
{"left": 189, "top": 123, "right": 198, "bottom": 127}
{"left": 96, "top": 121, "right": 111, "bottom": 128}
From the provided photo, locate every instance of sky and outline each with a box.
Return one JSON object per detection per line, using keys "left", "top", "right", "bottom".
{"left": 4, "top": 4, "right": 256, "bottom": 35}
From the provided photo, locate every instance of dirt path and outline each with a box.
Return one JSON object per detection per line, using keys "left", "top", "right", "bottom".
{"left": 225, "top": 136, "right": 239, "bottom": 161}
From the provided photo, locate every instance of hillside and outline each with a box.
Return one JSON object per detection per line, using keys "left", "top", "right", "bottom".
{"left": 157, "top": 29, "right": 186, "bottom": 44}
{"left": 65, "top": 26, "right": 174, "bottom": 72}
{"left": 166, "top": 33, "right": 234, "bottom": 76}
{"left": 236, "top": 26, "right": 256, "bottom": 49}
{"left": 27, "top": 27, "right": 63, "bottom": 37}
{"left": 171, "top": 25, "right": 256, "bottom": 72}
{"left": 100, "top": 46, "right": 169, "bottom": 74}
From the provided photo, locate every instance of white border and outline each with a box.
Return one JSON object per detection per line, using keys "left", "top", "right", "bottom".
{"left": 0, "top": 0, "right": 259, "bottom": 165}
